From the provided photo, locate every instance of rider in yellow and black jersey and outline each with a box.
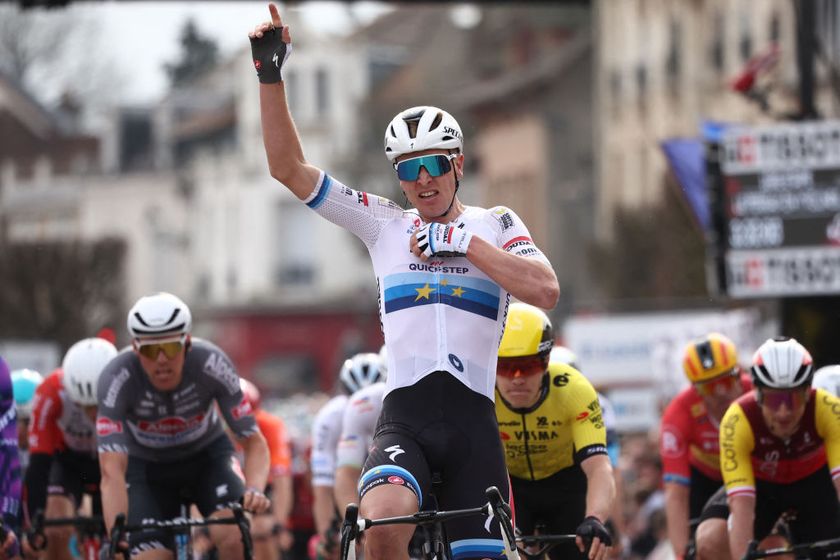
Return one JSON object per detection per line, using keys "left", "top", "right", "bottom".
{"left": 496, "top": 362, "right": 608, "bottom": 481}
{"left": 495, "top": 303, "right": 615, "bottom": 560}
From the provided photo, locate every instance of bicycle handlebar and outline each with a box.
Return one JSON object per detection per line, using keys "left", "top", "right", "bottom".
{"left": 516, "top": 534, "right": 578, "bottom": 560}
{"left": 741, "top": 536, "right": 840, "bottom": 560}
{"left": 339, "top": 486, "right": 521, "bottom": 560}
{"left": 108, "top": 501, "right": 252, "bottom": 560}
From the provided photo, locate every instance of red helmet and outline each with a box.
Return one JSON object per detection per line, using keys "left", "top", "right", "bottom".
{"left": 240, "top": 378, "right": 261, "bottom": 410}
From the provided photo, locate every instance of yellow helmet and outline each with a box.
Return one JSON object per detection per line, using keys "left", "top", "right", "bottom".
{"left": 498, "top": 303, "right": 554, "bottom": 358}
{"left": 682, "top": 332, "right": 739, "bottom": 384}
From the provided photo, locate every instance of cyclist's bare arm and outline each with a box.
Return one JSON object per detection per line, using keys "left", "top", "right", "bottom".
{"left": 462, "top": 237, "right": 559, "bottom": 309}
{"left": 99, "top": 451, "right": 128, "bottom": 533}
{"left": 663, "top": 481, "right": 690, "bottom": 555}
{"left": 272, "top": 472, "right": 293, "bottom": 527}
{"left": 251, "top": 3, "right": 321, "bottom": 200}
{"left": 334, "top": 466, "right": 362, "bottom": 514}
{"left": 727, "top": 495, "right": 756, "bottom": 560}
{"left": 312, "top": 485, "right": 337, "bottom": 537}
{"left": 240, "top": 430, "right": 271, "bottom": 501}
{"left": 581, "top": 454, "right": 615, "bottom": 525}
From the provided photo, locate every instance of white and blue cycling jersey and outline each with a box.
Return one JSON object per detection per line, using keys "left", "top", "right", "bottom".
{"left": 304, "top": 172, "right": 550, "bottom": 402}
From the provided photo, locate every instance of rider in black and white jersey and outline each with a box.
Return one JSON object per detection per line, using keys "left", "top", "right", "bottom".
{"left": 97, "top": 292, "right": 271, "bottom": 560}
{"left": 249, "top": 6, "right": 559, "bottom": 559}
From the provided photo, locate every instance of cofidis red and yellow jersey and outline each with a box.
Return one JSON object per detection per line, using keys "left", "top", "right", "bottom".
{"left": 659, "top": 375, "right": 752, "bottom": 485}
{"left": 720, "top": 388, "right": 840, "bottom": 499}
{"left": 495, "top": 362, "right": 607, "bottom": 481}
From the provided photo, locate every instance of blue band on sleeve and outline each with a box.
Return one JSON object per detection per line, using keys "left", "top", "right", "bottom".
{"left": 306, "top": 174, "right": 332, "bottom": 209}
{"left": 663, "top": 473, "right": 691, "bottom": 486}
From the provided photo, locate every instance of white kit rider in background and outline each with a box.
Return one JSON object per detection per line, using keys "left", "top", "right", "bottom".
{"left": 309, "top": 352, "right": 385, "bottom": 558}
{"left": 248, "top": 5, "right": 559, "bottom": 559}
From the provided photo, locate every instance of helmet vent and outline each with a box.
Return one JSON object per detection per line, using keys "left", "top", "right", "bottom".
{"left": 430, "top": 112, "right": 443, "bottom": 131}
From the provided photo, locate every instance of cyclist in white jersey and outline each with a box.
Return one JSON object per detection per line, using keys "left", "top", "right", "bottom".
{"left": 310, "top": 353, "right": 384, "bottom": 558}
{"left": 249, "top": 6, "right": 559, "bottom": 559}
{"left": 334, "top": 381, "right": 387, "bottom": 516}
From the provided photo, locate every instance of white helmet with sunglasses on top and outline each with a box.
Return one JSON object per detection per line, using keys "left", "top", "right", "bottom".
{"left": 127, "top": 292, "right": 192, "bottom": 340}
{"left": 384, "top": 106, "right": 463, "bottom": 163}
{"left": 62, "top": 337, "right": 118, "bottom": 406}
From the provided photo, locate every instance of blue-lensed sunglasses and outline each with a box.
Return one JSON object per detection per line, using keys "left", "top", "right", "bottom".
{"left": 394, "top": 154, "right": 456, "bottom": 181}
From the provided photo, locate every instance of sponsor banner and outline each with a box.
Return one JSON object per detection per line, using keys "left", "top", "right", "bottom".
{"left": 726, "top": 246, "right": 840, "bottom": 297}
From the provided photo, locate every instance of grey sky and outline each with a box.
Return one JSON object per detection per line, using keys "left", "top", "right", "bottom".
{"left": 80, "top": 1, "right": 390, "bottom": 104}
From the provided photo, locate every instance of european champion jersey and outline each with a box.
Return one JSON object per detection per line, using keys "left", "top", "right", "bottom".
{"left": 304, "top": 172, "right": 550, "bottom": 401}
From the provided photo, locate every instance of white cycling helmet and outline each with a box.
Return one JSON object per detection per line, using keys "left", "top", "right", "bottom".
{"left": 11, "top": 369, "right": 43, "bottom": 420}
{"left": 751, "top": 336, "right": 814, "bottom": 390}
{"left": 339, "top": 352, "right": 386, "bottom": 394}
{"left": 62, "top": 338, "right": 118, "bottom": 406}
{"left": 550, "top": 345, "right": 579, "bottom": 369}
{"left": 812, "top": 365, "right": 840, "bottom": 397}
{"left": 384, "top": 106, "right": 463, "bottom": 162}
{"left": 127, "top": 292, "right": 192, "bottom": 339}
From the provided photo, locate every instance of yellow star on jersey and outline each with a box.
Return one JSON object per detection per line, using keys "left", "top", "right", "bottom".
{"left": 415, "top": 283, "right": 436, "bottom": 301}
{"left": 451, "top": 286, "right": 465, "bottom": 297}
{"left": 440, "top": 279, "right": 449, "bottom": 287}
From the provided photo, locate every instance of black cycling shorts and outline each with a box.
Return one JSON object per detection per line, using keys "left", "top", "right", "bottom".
{"left": 689, "top": 466, "right": 724, "bottom": 522}
{"left": 697, "top": 485, "right": 727, "bottom": 524}
{"left": 359, "top": 372, "right": 510, "bottom": 560}
{"left": 125, "top": 435, "right": 246, "bottom": 553}
{"left": 510, "top": 467, "right": 588, "bottom": 560}
{"left": 48, "top": 451, "right": 102, "bottom": 514}
{"left": 699, "top": 467, "right": 840, "bottom": 543}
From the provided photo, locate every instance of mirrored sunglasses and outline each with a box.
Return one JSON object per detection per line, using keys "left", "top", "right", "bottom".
{"left": 394, "top": 154, "right": 455, "bottom": 181}
{"left": 694, "top": 370, "right": 739, "bottom": 397}
{"left": 758, "top": 388, "right": 807, "bottom": 412}
{"left": 137, "top": 339, "right": 184, "bottom": 360}
{"left": 497, "top": 355, "right": 548, "bottom": 379}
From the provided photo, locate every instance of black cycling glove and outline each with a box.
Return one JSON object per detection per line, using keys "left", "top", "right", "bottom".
{"left": 576, "top": 516, "right": 612, "bottom": 547}
{"left": 249, "top": 26, "right": 292, "bottom": 84}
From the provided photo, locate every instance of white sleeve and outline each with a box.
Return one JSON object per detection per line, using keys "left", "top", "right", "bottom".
{"left": 336, "top": 384, "right": 384, "bottom": 469}
{"left": 309, "top": 396, "right": 346, "bottom": 487}
{"left": 303, "top": 172, "right": 404, "bottom": 249}
{"left": 484, "top": 206, "right": 551, "bottom": 266}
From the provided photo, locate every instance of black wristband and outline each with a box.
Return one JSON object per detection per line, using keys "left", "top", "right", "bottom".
{"left": 249, "top": 26, "right": 290, "bottom": 84}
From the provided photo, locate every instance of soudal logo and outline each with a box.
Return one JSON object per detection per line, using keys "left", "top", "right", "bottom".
{"left": 138, "top": 414, "right": 205, "bottom": 435}
{"left": 231, "top": 397, "right": 253, "bottom": 420}
{"left": 96, "top": 417, "right": 123, "bottom": 437}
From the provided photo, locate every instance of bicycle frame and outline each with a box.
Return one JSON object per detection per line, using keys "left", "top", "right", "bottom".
{"left": 339, "top": 486, "right": 520, "bottom": 560}
{"left": 515, "top": 534, "right": 578, "bottom": 560}
{"left": 108, "top": 502, "right": 253, "bottom": 560}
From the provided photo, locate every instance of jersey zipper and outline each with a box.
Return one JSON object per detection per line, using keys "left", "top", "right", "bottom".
{"left": 520, "top": 411, "right": 536, "bottom": 480}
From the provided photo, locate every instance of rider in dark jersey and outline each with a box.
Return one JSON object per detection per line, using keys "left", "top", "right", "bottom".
{"left": 97, "top": 292, "right": 271, "bottom": 560}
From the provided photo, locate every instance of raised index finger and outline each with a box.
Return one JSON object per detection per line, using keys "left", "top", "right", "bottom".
{"left": 268, "top": 3, "right": 283, "bottom": 28}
